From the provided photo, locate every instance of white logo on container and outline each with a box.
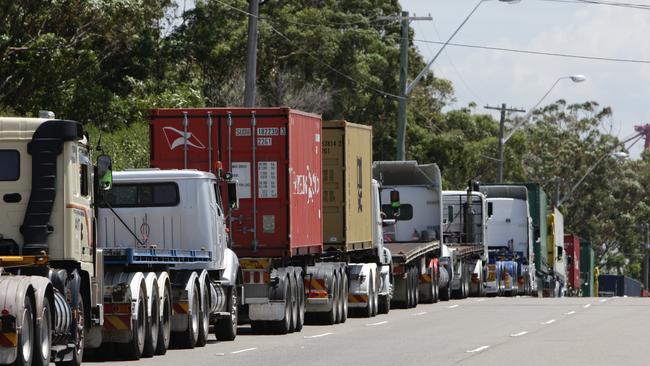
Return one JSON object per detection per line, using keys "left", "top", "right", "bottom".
{"left": 162, "top": 127, "right": 206, "bottom": 150}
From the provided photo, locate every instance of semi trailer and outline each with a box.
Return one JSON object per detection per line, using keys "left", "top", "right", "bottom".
{"left": 547, "top": 208, "right": 566, "bottom": 297}
{"left": 442, "top": 189, "right": 488, "bottom": 297}
{"left": 563, "top": 234, "right": 582, "bottom": 296}
{"left": 148, "top": 108, "right": 394, "bottom": 333}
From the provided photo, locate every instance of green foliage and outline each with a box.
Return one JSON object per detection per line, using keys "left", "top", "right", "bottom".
{"left": 85, "top": 122, "right": 149, "bottom": 170}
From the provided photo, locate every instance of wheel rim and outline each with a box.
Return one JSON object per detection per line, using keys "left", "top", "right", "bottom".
{"left": 74, "top": 298, "right": 84, "bottom": 357}
{"left": 231, "top": 288, "right": 238, "bottom": 329}
{"left": 342, "top": 275, "right": 348, "bottom": 319}
{"left": 150, "top": 291, "right": 159, "bottom": 346}
{"left": 21, "top": 307, "right": 33, "bottom": 363}
{"left": 332, "top": 275, "right": 339, "bottom": 322}
{"left": 39, "top": 306, "right": 51, "bottom": 360}
{"left": 161, "top": 292, "right": 171, "bottom": 346}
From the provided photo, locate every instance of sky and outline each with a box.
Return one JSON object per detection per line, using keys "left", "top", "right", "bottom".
{"left": 399, "top": 0, "right": 650, "bottom": 158}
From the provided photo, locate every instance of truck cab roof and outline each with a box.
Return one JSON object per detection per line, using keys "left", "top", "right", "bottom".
{"left": 112, "top": 169, "right": 217, "bottom": 182}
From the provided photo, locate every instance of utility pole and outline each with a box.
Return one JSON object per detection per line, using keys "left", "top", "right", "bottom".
{"left": 643, "top": 223, "right": 650, "bottom": 290}
{"left": 379, "top": 12, "right": 431, "bottom": 161}
{"left": 244, "top": 0, "right": 260, "bottom": 107}
{"left": 484, "top": 104, "right": 525, "bottom": 182}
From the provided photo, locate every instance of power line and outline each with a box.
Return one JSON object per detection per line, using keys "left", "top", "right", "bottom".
{"left": 212, "top": 0, "right": 404, "bottom": 100}
{"left": 538, "top": 0, "right": 650, "bottom": 10}
{"left": 412, "top": 38, "right": 650, "bottom": 64}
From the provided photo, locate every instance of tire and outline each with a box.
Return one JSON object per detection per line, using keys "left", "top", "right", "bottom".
{"left": 118, "top": 285, "right": 146, "bottom": 360}
{"left": 289, "top": 275, "right": 298, "bottom": 333}
{"left": 33, "top": 296, "right": 51, "bottom": 366}
{"left": 362, "top": 271, "right": 374, "bottom": 317}
{"left": 439, "top": 279, "right": 451, "bottom": 302}
{"left": 142, "top": 285, "right": 159, "bottom": 358}
{"left": 269, "top": 276, "right": 291, "bottom": 334}
{"left": 420, "top": 266, "right": 436, "bottom": 304}
{"left": 412, "top": 267, "right": 420, "bottom": 307}
{"left": 13, "top": 295, "right": 34, "bottom": 366}
{"left": 171, "top": 283, "right": 199, "bottom": 349}
{"left": 405, "top": 270, "right": 413, "bottom": 308}
{"left": 155, "top": 284, "right": 171, "bottom": 355}
{"left": 55, "top": 291, "right": 84, "bottom": 366}
{"left": 196, "top": 282, "right": 210, "bottom": 347}
{"left": 295, "top": 273, "right": 305, "bottom": 332}
{"left": 340, "top": 272, "right": 348, "bottom": 323}
{"left": 215, "top": 286, "right": 238, "bottom": 341}
{"left": 323, "top": 273, "right": 339, "bottom": 325}
{"left": 433, "top": 274, "right": 439, "bottom": 303}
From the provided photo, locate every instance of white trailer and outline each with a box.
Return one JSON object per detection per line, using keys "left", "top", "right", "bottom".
{"left": 94, "top": 169, "right": 241, "bottom": 358}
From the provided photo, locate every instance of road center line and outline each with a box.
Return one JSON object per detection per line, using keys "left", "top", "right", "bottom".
{"left": 448, "top": 304, "right": 460, "bottom": 309}
{"left": 231, "top": 348, "right": 257, "bottom": 354}
{"left": 466, "top": 345, "right": 490, "bottom": 353}
{"left": 412, "top": 311, "right": 428, "bottom": 316}
{"left": 304, "top": 332, "right": 333, "bottom": 339}
{"left": 541, "top": 319, "right": 556, "bottom": 325}
{"left": 584, "top": 303, "right": 592, "bottom": 308}
{"left": 366, "top": 320, "right": 388, "bottom": 326}
{"left": 566, "top": 311, "right": 576, "bottom": 315}
{"left": 510, "top": 331, "right": 528, "bottom": 337}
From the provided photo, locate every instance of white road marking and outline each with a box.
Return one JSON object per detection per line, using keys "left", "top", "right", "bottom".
{"left": 466, "top": 345, "right": 490, "bottom": 353}
{"left": 215, "top": 353, "right": 225, "bottom": 356}
{"left": 366, "top": 320, "right": 388, "bottom": 326}
{"left": 599, "top": 299, "right": 607, "bottom": 303}
{"left": 303, "top": 332, "right": 333, "bottom": 339}
{"left": 448, "top": 304, "right": 460, "bottom": 309}
{"left": 510, "top": 331, "right": 528, "bottom": 337}
{"left": 566, "top": 311, "right": 576, "bottom": 315}
{"left": 412, "top": 311, "right": 428, "bottom": 316}
{"left": 475, "top": 298, "right": 486, "bottom": 302}
{"left": 584, "top": 303, "right": 592, "bottom": 308}
{"left": 541, "top": 319, "right": 556, "bottom": 325}
{"left": 231, "top": 348, "right": 257, "bottom": 354}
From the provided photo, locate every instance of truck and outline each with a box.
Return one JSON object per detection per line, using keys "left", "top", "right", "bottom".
{"left": 0, "top": 114, "right": 102, "bottom": 366}
{"left": 580, "top": 240, "right": 595, "bottom": 297}
{"left": 373, "top": 161, "right": 465, "bottom": 305}
{"left": 563, "top": 234, "right": 581, "bottom": 296}
{"left": 598, "top": 275, "right": 642, "bottom": 297}
{"left": 148, "top": 108, "right": 395, "bottom": 334}
{"left": 442, "top": 189, "right": 488, "bottom": 297}
{"left": 480, "top": 185, "right": 536, "bottom": 296}
{"left": 95, "top": 169, "right": 241, "bottom": 357}
{"left": 547, "top": 208, "right": 566, "bottom": 297}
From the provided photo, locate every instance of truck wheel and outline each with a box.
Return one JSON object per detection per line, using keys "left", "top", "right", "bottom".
{"left": 433, "top": 274, "right": 439, "bottom": 303}
{"left": 295, "top": 272, "right": 305, "bottom": 332}
{"left": 405, "top": 270, "right": 413, "bottom": 308}
{"left": 196, "top": 282, "right": 210, "bottom": 347}
{"left": 362, "top": 271, "right": 374, "bottom": 317}
{"left": 119, "top": 285, "right": 146, "bottom": 359}
{"left": 412, "top": 267, "right": 420, "bottom": 306}
{"left": 288, "top": 275, "right": 298, "bottom": 332}
{"left": 215, "top": 286, "right": 238, "bottom": 341}
{"left": 13, "top": 295, "right": 34, "bottom": 366}
{"left": 142, "top": 284, "right": 159, "bottom": 357}
{"left": 33, "top": 296, "right": 51, "bottom": 366}
{"left": 171, "top": 283, "right": 199, "bottom": 348}
{"left": 322, "top": 273, "right": 339, "bottom": 325}
{"left": 155, "top": 284, "right": 171, "bottom": 355}
{"left": 340, "top": 271, "right": 348, "bottom": 323}
{"left": 55, "top": 291, "right": 84, "bottom": 366}
{"left": 420, "top": 266, "right": 436, "bottom": 304}
{"left": 439, "top": 283, "right": 450, "bottom": 302}
{"left": 269, "top": 276, "right": 292, "bottom": 334}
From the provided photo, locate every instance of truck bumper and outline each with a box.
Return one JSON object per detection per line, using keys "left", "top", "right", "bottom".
{"left": 249, "top": 301, "right": 285, "bottom": 321}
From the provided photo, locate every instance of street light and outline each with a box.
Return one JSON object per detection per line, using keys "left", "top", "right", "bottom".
{"left": 496, "top": 74, "right": 587, "bottom": 182}
{"left": 396, "top": 0, "right": 521, "bottom": 160}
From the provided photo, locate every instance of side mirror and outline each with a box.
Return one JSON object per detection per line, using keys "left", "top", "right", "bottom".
{"left": 227, "top": 181, "right": 239, "bottom": 210}
{"left": 390, "top": 190, "right": 400, "bottom": 218}
{"left": 97, "top": 155, "right": 112, "bottom": 191}
{"left": 487, "top": 202, "right": 493, "bottom": 217}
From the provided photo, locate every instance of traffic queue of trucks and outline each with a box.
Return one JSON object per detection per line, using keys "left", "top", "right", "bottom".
{"left": 0, "top": 108, "right": 604, "bottom": 366}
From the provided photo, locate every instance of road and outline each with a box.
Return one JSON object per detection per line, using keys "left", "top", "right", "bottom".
{"left": 87, "top": 296, "right": 649, "bottom": 366}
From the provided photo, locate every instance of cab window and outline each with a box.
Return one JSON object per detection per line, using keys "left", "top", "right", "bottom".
{"left": 0, "top": 150, "right": 20, "bottom": 181}
{"left": 102, "top": 183, "right": 179, "bottom": 207}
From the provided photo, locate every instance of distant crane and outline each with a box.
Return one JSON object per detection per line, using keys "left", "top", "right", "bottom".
{"left": 634, "top": 124, "right": 650, "bottom": 150}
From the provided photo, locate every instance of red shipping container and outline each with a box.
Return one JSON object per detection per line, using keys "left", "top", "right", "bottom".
{"left": 149, "top": 107, "right": 323, "bottom": 258}
{"left": 563, "top": 234, "right": 581, "bottom": 293}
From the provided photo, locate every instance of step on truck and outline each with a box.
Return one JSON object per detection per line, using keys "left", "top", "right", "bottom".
{"left": 442, "top": 189, "right": 488, "bottom": 298}
{"left": 95, "top": 169, "right": 241, "bottom": 359}
{"left": 0, "top": 114, "right": 108, "bottom": 366}
{"left": 480, "top": 185, "right": 536, "bottom": 297}
{"left": 372, "top": 161, "right": 447, "bottom": 306}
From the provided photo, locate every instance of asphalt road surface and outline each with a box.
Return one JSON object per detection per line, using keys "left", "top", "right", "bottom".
{"left": 86, "top": 296, "right": 649, "bottom": 366}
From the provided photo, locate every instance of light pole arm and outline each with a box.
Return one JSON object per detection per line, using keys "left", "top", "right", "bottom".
{"left": 503, "top": 77, "right": 563, "bottom": 143}
{"left": 405, "top": 0, "right": 485, "bottom": 96}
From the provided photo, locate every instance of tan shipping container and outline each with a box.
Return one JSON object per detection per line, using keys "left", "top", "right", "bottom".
{"left": 322, "top": 120, "right": 373, "bottom": 252}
